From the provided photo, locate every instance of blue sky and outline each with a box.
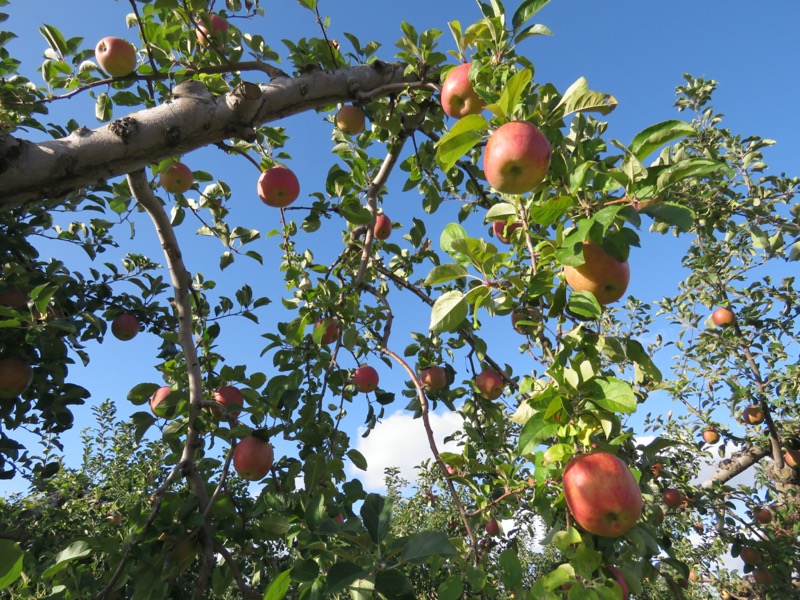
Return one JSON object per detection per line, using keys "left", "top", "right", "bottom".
{"left": 2, "top": 1, "right": 798, "bottom": 495}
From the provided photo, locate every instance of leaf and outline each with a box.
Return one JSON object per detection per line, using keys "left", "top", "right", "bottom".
{"left": 435, "top": 113, "right": 487, "bottom": 173}
{"left": 38, "top": 24, "right": 67, "bottom": 57}
{"left": 567, "top": 290, "right": 602, "bottom": 319}
{"left": 625, "top": 339, "right": 662, "bottom": 384}
{"left": 655, "top": 158, "right": 722, "bottom": 191}
{"left": 529, "top": 196, "right": 574, "bottom": 227}
{"left": 95, "top": 93, "right": 111, "bottom": 122}
{"left": 346, "top": 448, "right": 368, "bottom": 470}
{"left": 519, "top": 418, "right": 558, "bottom": 454}
{"left": 638, "top": 201, "right": 695, "bottom": 233}
{"left": 512, "top": 0, "right": 552, "bottom": 30}
{"left": 556, "top": 77, "right": 617, "bottom": 117}
{"left": 375, "top": 570, "right": 415, "bottom": 599}
{"left": 485, "top": 202, "right": 517, "bottom": 221}
{"left": 629, "top": 120, "right": 695, "bottom": 162}
{"left": 43, "top": 541, "right": 92, "bottom": 578}
{"left": 429, "top": 290, "right": 467, "bottom": 333}
{"left": 499, "top": 548, "right": 523, "bottom": 589}
{"left": 400, "top": 531, "right": 458, "bottom": 562}
{"left": 498, "top": 68, "right": 532, "bottom": 117}
{"left": 290, "top": 560, "right": 319, "bottom": 583}
{"left": 437, "top": 575, "right": 465, "bottom": 600}
{"left": 325, "top": 562, "right": 367, "bottom": 595}
{"left": 263, "top": 569, "right": 291, "bottom": 600}
{"left": 338, "top": 199, "right": 373, "bottom": 225}
{"left": 515, "top": 23, "right": 553, "bottom": 43}
{"left": 423, "top": 264, "right": 468, "bottom": 286}
{"left": 542, "top": 563, "right": 576, "bottom": 592}
{"left": 360, "top": 493, "right": 393, "bottom": 544}
{"left": 440, "top": 222, "right": 469, "bottom": 262}
{"left": 0, "top": 540, "right": 23, "bottom": 590}
{"left": 589, "top": 377, "right": 637, "bottom": 414}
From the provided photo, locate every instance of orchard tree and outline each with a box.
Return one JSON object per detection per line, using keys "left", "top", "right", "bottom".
{"left": 0, "top": 0, "right": 798, "bottom": 598}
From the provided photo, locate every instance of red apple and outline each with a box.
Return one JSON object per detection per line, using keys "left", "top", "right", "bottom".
{"left": 373, "top": 213, "right": 392, "bottom": 240}
{"left": 160, "top": 162, "right": 194, "bottom": 194}
{"left": 315, "top": 319, "right": 340, "bottom": 345}
{"left": 661, "top": 488, "right": 683, "bottom": 509}
{"left": 475, "top": 369, "right": 504, "bottom": 399}
{"left": 563, "top": 241, "right": 630, "bottom": 306}
{"left": 688, "top": 569, "right": 699, "bottom": 582}
{"left": 784, "top": 449, "right": 800, "bottom": 468}
{"left": 257, "top": 166, "right": 300, "bottom": 208}
{"left": 105, "top": 513, "right": 123, "bottom": 525}
{"left": 563, "top": 453, "right": 642, "bottom": 537}
{"left": 0, "top": 357, "right": 34, "bottom": 400}
{"left": 419, "top": 366, "right": 447, "bottom": 393}
{"left": 0, "top": 289, "right": 28, "bottom": 308}
{"left": 95, "top": 37, "right": 137, "bottom": 77}
{"left": 214, "top": 385, "right": 244, "bottom": 417}
{"left": 754, "top": 508, "right": 773, "bottom": 524}
{"left": 440, "top": 62, "right": 485, "bottom": 119}
{"left": 485, "top": 518, "right": 500, "bottom": 537}
{"left": 702, "top": 428, "right": 720, "bottom": 444}
{"left": 334, "top": 514, "right": 344, "bottom": 524}
{"left": 650, "top": 462, "right": 664, "bottom": 478}
{"left": 712, "top": 307, "right": 735, "bottom": 327}
{"left": 742, "top": 405, "right": 765, "bottom": 425}
{"left": 752, "top": 567, "right": 772, "bottom": 585}
{"left": 605, "top": 565, "right": 629, "bottom": 600}
{"left": 492, "top": 220, "right": 523, "bottom": 244}
{"left": 353, "top": 365, "right": 379, "bottom": 393}
{"left": 739, "top": 546, "right": 761, "bottom": 565}
{"left": 445, "top": 465, "right": 457, "bottom": 477}
{"left": 233, "top": 436, "right": 274, "bottom": 480}
{"left": 150, "top": 386, "right": 172, "bottom": 416}
{"left": 111, "top": 313, "right": 140, "bottom": 341}
{"left": 335, "top": 105, "right": 366, "bottom": 135}
{"left": 196, "top": 14, "right": 229, "bottom": 45}
{"left": 483, "top": 121, "right": 551, "bottom": 194}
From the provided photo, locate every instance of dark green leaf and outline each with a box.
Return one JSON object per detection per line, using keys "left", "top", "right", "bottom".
{"left": 588, "top": 377, "right": 637, "bottom": 414}
{"left": 360, "top": 493, "right": 393, "bottom": 544}
{"left": 0, "top": 540, "right": 23, "bottom": 590}
{"left": 346, "top": 448, "right": 368, "bottom": 471}
{"left": 512, "top": 0, "right": 551, "bottom": 30}
{"left": 375, "top": 570, "right": 415, "bottom": 599}
{"left": 400, "top": 531, "right": 458, "bottom": 562}
{"left": 423, "top": 263, "right": 468, "bottom": 286}
{"left": 567, "top": 290, "right": 602, "bottom": 319}
{"left": 325, "top": 562, "right": 368, "bottom": 595}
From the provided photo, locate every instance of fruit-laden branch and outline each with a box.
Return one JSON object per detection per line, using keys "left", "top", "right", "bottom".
{"left": 0, "top": 63, "right": 425, "bottom": 211}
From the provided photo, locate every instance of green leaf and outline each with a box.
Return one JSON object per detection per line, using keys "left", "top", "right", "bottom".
{"left": 437, "top": 575, "right": 465, "bottom": 600}
{"left": 485, "top": 202, "right": 517, "bottom": 221}
{"left": 263, "top": 569, "right": 291, "bottom": 600}
{"left": 435, "top": 113, "right": 487, "bottom": 173}
{"left": 655, "top": 158, "right": 722, "bottom": 191}
{"left": 39, "top": 24, "right": 67, "bottom": 57}
{"left": 423, "top": 263, "right": 468, "bottom": 286}
{"left": 589, "top": 377, "right": 637, "bottom": 414}
{"left": 375, "top": 570, "right": 415, "bottom": 599}
{"left": 498, "top": 68, "right": 532, "bottom": 117}
{"left": 400, "top": 531, "right": 458, "bottom": 562}
{"left": 512, "top": 0, "right": 551, "bottom": 30}
{"left": 567, "top": 290, "right": 602, "bottom": 319}
{"left": 515, "top": 22, "right": 552, "bottom": 43}
{"left": 338, "top": 199, "right": 373, "bottom": 225}
{"left": 305, "top": 493, "right": 326, "bottom": 530}
{"left": 43, "top": 541, "right": 92, "bottom": 578}
{"left": 519, "top": 418, "right": 558, "bottom": 454}
{"left": 499, "top": 548, "right": 523, "bottom": 589}
{"left": 220, "top": 251, "right": 234, "bottom": 270}
{"left": 556, "top": 77, "right": 617, "bottom": 116}
{"left": 429, "top": 290, "right": 467, "bottom": 333}
{"left": 625, "top": 339, "right": 663, "bottom": 384}
{"left": 529, "top": 196, "right": 574, "bottom": 227}
{"left": 95, "top": 92, "right": 111, "bottom": 122}
{"left": 638, "top": 201, "right": 695, "bottom": 233}
{"left": 629, "top": 120, "right": 695, "bottom": 162}
{"left": 346, "top": 448, "right": 368, "bottom": 471}
{"left": 542, "top": 563, "right": 576, "bottom": 592}
{"left": 360, "top": 493, "right": 393, "bottom": 544}
{"left": 0, "top": 540, "right": 23, "bottom": 590}
{"left": 552, "top": 527, "right": 582, "bottom": 551}
{"left": 325, "top": 562, "right": 367, "bottom": 595}
{"left": 290, "top": 560, "right": 319, "bottom": 583}
{"left": 440, "top": 222, "right": 469, "bottom": 263}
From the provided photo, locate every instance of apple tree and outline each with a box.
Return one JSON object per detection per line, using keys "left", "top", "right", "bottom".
{"left": 0, "top": 0, "right": 798, "bottom": 598}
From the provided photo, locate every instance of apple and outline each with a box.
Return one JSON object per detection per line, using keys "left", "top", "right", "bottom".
{"left": 511, "top": 305, "right": 541, "bottom": 336}
{"left": 150, "top": 386, "right": 172, "bottom": 416}
{"left": 445, "top": 465, "right": 457, "bottom": 477}
{"left": 752, "top": 566, "right": 772, "bottom": 585}
{"left": 257, "top": 165, "right": 300, "bottom": 208}
{"left": 485, "top": 518, "right": 500, "bottom": 537}
{"left": 563, "top": 241, "right": 630, "bottom": 306}
{"left": 754, "top": 508, "right": 773, "bottom": 524}
{"left": 233, "top": 436, "right": 274, "bottom": 481}
{"left": 702, "top": 427, "right": 720, "bottom": 444}
{"left": 475, "top": 369, "right": 504, "bottom": 400}
{"left": 661, "top": 488, "right": 683, "bottom": 509}
{"left": 0, "top": 357, "right": 34, "bottom": 400}
{"left": 105, "top": 513, "right": 123, "bottom": 525}
{"left": 0, "top": 289, "right": 28, "bottom": 308}
{"left": 492, "top": 220, "right": 523, "bottom": 244}
{"left": 784, "top": 449, "right": 800, "bottom": 468}
{"left": 373, "top": 213, "right": 392, "bottom": 240}
{"left": 334, "top": 514, "right": 344, "bottom": 524}
{"left": 650, "top": 462, "right": 664, "bottom": 478}
{"left": 440, "top": 62, "right": 485, "bottom": 119}
{"left": 214, "top": 385, "right": 244, "bottom": 417}
{"left": 483, "top": 121, "right": 551, "bottom": 195}
{"left": 562, "top": 452, "right": 643, "bottom": 537}
{"left": 649, "top": 505, "right": 665, "bottom": 525}
{"left": 335, "top": 105, "right": 366, "bottom": 135}
{"left": 160, "top": 162, "right": 194, "bottom": 194}
{"left": 742, "top": 405, "right": 765, "bottom": 425}
{"left": 604, "top": 565, "right": 629, "bottom": 600}
{"left": 95, "top": 37, "right": 137, "bottom": 77}
{"left": 712, "top": 307, "right": 735, "bottom": 327}
{"left": 688, "top": 569, "right": 699, "bottom": 582}
{"left": 739, "top": 546, "right": 761, "bottom": 565}
{"left": 315, "top": 318, "right": 340, "bottom": 345}
{"left": 111, "top": 313, "right": 140, "bottom": 341}
{"left": 419, "top": 365, "right": 447, "bottom": 393}
{"left": 352, "top": 365, "right": 379, "bottom": 393}
{"left": 196, "top": 14, "right": 229, "bottom": 45}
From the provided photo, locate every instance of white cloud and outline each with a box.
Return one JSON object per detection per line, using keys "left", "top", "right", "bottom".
{"left": 349, "top": 409, "right": 463, "bottom": 491}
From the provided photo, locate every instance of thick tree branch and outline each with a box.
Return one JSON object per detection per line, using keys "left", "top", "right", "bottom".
{"left": 699, "top": 444, "right": 769, "bottom": 491}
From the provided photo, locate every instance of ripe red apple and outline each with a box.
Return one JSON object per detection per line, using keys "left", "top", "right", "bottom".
{"left": 650, "top": 462, "right": 664, "bottom": 478}
{"left": 688, "top": 569, "right": 699, "bottom": 582}
{"left": 604, "top": 565, "right": 629, "bottom": 600}
{"left": 0, "top": 357, "right": 34, "bottom": 400}
{"left": 95, "top": 37, "right": 137, "bottom": 77}
{"left": 712, "top": 307, "right": 735, "bottom": 327}
{"left": 214, "top": 385, "right": 244, "bottom": 417}
{"left": 160, "top": 162, "right": 194, "bottom": 194}
{"left": 373, "top": 213, "right": 392, "bottom": 240}
{"left": 233, "top": 436, "right": 274, "bottom": 480}
{"left": 475, "top": 369, "right": 504, "bottom": 400}
{"left": 196, "top": 14, "right": 229, "bottom": 45}
{"left": 440, "top": 62, "right": 485, "bottom": 119}
{"left": 419, "top": 365, "right": 447, "bottom": 393}
{"left": 492, "top": 220, "right": 523, "bottom": 244}
{"left": 315, "top": 318, "right": 340, "bottom": 345}
{"left": 754, "top": 508, "right": 773, "bottom": 524}
{"left": 562, "top": 452, "right": 643, "bottom": 537}
{"left": 483, "top": 121, "right": 551, "bottom": 194}
{"left": 702, "top": 427, "right": 720, "bottom": 444}
{"left": 752, "top": 566, "right": 772, "bottom": 585}
{"left": 257, "top": 165, "right": 300, "bottom": 208}
{"left": 352, "top": 365, "right": 379, "bottom": 393}
{"left": 335, "top": 105, "right": 366, "bottom": 135}
{"left": 445, "top": 465, "right": 457, "bottom": 477}
{"left": 661, "top": 488, "right": 683, "bottom": 509}
{"left": 784, "top": 449, "right": 800, "bottom": 468}
{"left": 742, "top": 405, "right": 765, "bottom": 425}
{"left": 150, "top": 386, "right": 172, "bottom": 416}
{"left": 111, "top": 313, "right": 140, "bottom": 341}
{"left": 563, "top": 241, "right": 630, "bottom": 306}
{"left": 0, "top": 289, "right": 28, "bottom": 308}
{"left": 485, "top": 518, "right": 500, "bottom": 537}
{"left": 334, "top": 514, "right": 344, "bottom": 524}
{"left": 739, "top": 546, "right": 761, "bottom": 565}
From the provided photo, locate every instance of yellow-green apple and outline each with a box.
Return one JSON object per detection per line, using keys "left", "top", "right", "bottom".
{"left": 752, "top": 567, "right": 772, "bottom": 585}
{"left": 315, "top": 318, "right": 340, "bottom": 345}
{"left": 702, "top": 427, "right": 720, "bottom": 444}
{"left": 661, "top": 488, "right": 683, "bottom": 509}
{"left": 214, "top": 385, "right": 244, "bottom": 417}
{"left": 335, "top": 105, "right": 365, "bottom": 135}
{"left": 475, "top": 369, "right": 504, "bottom": 399}
{"left": 485, "top": 518, "right": 500, "bottom": 537}
{"left": 739, "top": 546, "right": 761, "bottom": 565}
{"left": 150, "top": 386, "right": 172, "bottom": 416}
{"left": 196, "top": 14, "right": 229, "bottom": 45}
{"left": 257, "top": 165, "right": 300, "bottom": 208}
{"left": 712, "top": 307, "right": 735, "bottom": 327}
{"left": 233, "top": 436, "right": 274, "bottom": 480}
{"left": 419, "top": 365, "right": 446, "bottom": 393}
{"left": 353, "top": 365, "right": 379, "bottom": 393}
{"left": 95, "top": 37, "right": 137, "bottom": 77}
{"left": 440, "top": 62, "right": 485, "bottom": 119}
{"left": 604, "top": 565, "right": 629, "bottom": 600}
{"left": 563, "top": 241, "right": 630, "bottom": 306}
{"left": 511, "top": 305, "right": 542, "bottom": 336}
{"left": 160, "top": 162, "right": 194, "bottom": 194}
{"left": 0, "top": 357, "right": 33, "bottom": 400}
{"left": 111, "top": 313, "right": 139, "bottom": 341}
{"left": 0, "top": 289, "right": 28, "bottom": 308}
{"left": 492, "top": 220, "right": 523, "bottom": 243}
{"left": 373, "top": 213, "right": 392, "bottom": 240}
{"left": 483, "top": 121, "right": 551, "bottom": 194}
{"left": 754, "top": 508, "right": 773, "bottom": 524}
{"left": 784, "top": 449, "right": 800, "bottom": 468}
{"left": 562, "top": 452, "right": 643, "bottom": 537}
{"left": 742, "top": 405, "right": 765, "bottom": 425}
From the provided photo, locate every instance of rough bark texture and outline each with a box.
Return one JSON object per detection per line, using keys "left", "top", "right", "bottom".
{"left": 0, "top": 62, "right": 418, "bottom": 211}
